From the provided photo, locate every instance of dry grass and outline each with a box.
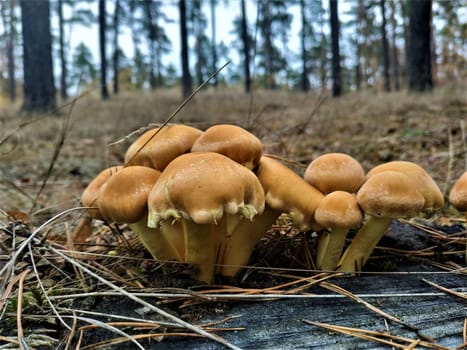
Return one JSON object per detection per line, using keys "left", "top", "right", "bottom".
{"left": 0, "top": 83, "right": 466, "bottom": 348}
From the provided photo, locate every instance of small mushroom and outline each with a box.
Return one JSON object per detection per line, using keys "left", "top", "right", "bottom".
{"left": 124, "top": 124, "right": 203, "bottom": 170}
{"left": 255, "top": 156, "right": 324, "bottom": 232}
{"left": 81, "top": 165, "right": 123, "bottom": 220}
{"left": 147, "top": 152, "right": 265, "bottom": 283}
{"left": 97, "top": 165, "right": 182, "bottom": 262}
{"left": 314, "top": 191, "right": 363, "bottom": 271}
{"left": 338, "top": 171, "right": 425, "bottom": 273}
{"left": 304, "top": 153, "right": 366, "bottom": 194}
{"left": 449, "top": 171, "right": 467, "bottom": 212}
{"left": 191, "top": 124, "right": 263, "bottom": 170}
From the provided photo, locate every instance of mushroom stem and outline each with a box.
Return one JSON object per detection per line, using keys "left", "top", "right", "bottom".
{"left": 158, "top": 220, "right": 186, "bottom": 261}
{"left": 337, "top": 216, "right": 392, "bottom": 274}
{"left": 130, "top": 215, "right": 182, "bottom": 262}
{"left": 182, "top": 220, "right": 222, "bottom": 283}
{"left": 316, "top": 227, "right": 349, "bottom": 272}
{"left": 220, "top": 207, "right": 280, "bottom": 277}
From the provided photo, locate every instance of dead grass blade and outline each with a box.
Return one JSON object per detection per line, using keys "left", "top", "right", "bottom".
{"left": 422, "top": 278, "right": 467, "bottom": 301}
{"left": 319, "top": 281, "right": 433, "bottom": 342}
{"left": 303, "top": 320, "right": 450, "bottom": 350}
{"left": 50, "top": 246, "right": 242, "bottom": 350}
{"left": 16, "top": 269, "right": 29, "bottom": 350}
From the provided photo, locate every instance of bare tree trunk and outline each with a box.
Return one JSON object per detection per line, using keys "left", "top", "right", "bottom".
{"left": 99, "top": 0, "right": 109, "bottom": 99}
{"left": 240, "top": 0, "right": 251, "bottom": 93}
{"left": 399, "top": 0, "right": 409, "bottom": 86}
{"left": 407, "top": 0, "right": 433, "bottom": 92}
{"left": 330, "top": 0, "right": 342, "bottom": 96}
{"left": 145, "top": 0, "right": 156, "bottom": 89}
{"left": 179, "top": 0, "right": 192, "bottom": 98}
{"left": 300, "top": 0, "right": 309, "bottom": 92}
{"left": 210, "top": 0, "right": 218, "bottom": 88}
{"left": 389, "top": 0, "right": 400, "bottom": 90}
{"left": 262, "top": 0, "right": 274, "bottom": 89}
{"left": 57, "top": 0, "right": 67, "bottom": 100}
{"left": 380, "top": 0, "right": 390, "bottom": 91}
{"left": 112, "top": 0, "right": 120, "bottom": 94}
{"left": 3, "top": 0, "right": 16, "bottom": 102}
{"left": 20, "top": 0, "right": 56, "bottom": 112}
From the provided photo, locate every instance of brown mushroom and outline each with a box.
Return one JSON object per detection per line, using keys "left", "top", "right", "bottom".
{"left": 124, "top": 124, "right": 203, "bottom": 170}
{"left": 314, "top": 191, "right": 363, "bottom": 271}
{"left": 147, "top": 152, "right": 265, "bottom": 283}
{"left": 304, "top": 153, "right": 366, "bottom": 194}
{"left": 191, "top": 124, "right": 263, "bottom": 170}
{"left": 365, "top": 160, "right": 444, "bottom": 212}
{"left": 337, "top": 171, "right": 425, "bottom": 274}
{"left": 81, "top": 165, "right": 123, "bottom": 220}
{"left": 449, "top": 171, "right": 467, "bottom": 212}
{"left": 255, "top": 156, "right": 324, "bottom": 232}
{"left": 97, "top": 165, "right": 182, "bottom": 262}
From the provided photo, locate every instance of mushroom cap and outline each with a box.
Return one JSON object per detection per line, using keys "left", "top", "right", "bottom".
{"left": 366, "top": 161, "right": 444, "bottom": 211}
{"left": 357, "top": 170, "right": 425, "bottom": 218}
{"left": 449, "top": 171, "right": 467, "bottom": 211}
{"left": 315, "top": 191, "right": 363, "bottom": 230}
{"left": 81, "top": 165, "right": 123, "bottom": 220}
{"left": 147, "top": 152, "right": 265, "bottom": 227}
{"left": 304, "top": 153, "right": 366, "bottom": 194}
{"left": 191, "top": 124, "right": 263, "bottom": 170}
{"left": 98, "top": 166, "right": 161, "bottom": 224}
{"left": 255, "top": 156, "right": 324, "bottom": 231}
{"left": 124, "top": 124, "right": 203, "bottom": 170}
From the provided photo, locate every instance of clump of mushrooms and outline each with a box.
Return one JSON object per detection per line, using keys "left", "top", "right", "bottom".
{"left": 338, "top": 161, "right": 444, "bottom": 274}
{"left": 147, "top": 152, "right": 266, "bottom": 283}
{"left": 304, "top": 153, "right": 365, "bottom": 271}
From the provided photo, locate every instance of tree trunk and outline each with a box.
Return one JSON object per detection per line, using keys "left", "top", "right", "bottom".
{"left": 262, "top": 0, "right": 274, "bottom": 89}
{"left": 112, "top": 0, "right": 120, "bottom": 95}
{"left": 389, "top": 0, "right": 400, "bottom": 90}
{"left": 58, "top": 0, "right": 68, "bottom": 100}
{"left": 240, "top": 0, "right": 251, "bottom": 93}
{"left": 99, "top": 0, "right": 109, "bottom": 99}
{"left": 3, "top": 0, "right": 16, "bottom": 102}
{"left": 329, "top": 0, "right": 342, "bottom": 97}
{"left": 20, "top": 0, "right": 56, "bottom": 112}
{"left": 145, "top": 0, "right": 156, "bottom": 89}
{"left": 210, "top": 0, "right": 218, "bottom": 88}
{"left": 380, "top": 0, "right": 390, "bottom": 91}
{"left": 399, "top": 0, "right": 409, "bottom": 86}
{"left": 407, "top": 0, "right": 433, "bottom": 92}
{"left": 355, "top": 0, "right": 364, "bottom": 90}
{"left": 300, "top": 0, "right": 309, "bottom": 92}
{"left": 179, "top": 0, "right": 192, "bottom": 98}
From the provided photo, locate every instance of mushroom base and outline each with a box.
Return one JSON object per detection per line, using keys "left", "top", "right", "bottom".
{"left": 337, "top": 216, "right": 392, "bottom": 274}
{"left": 316, "top": 227, "right": 349, "bottom": 272}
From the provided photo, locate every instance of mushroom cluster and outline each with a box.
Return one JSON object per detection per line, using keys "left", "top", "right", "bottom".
{"left": 81, "top": 123, "right": 324, "bottom": 283}
{"left": 82, "top": 122, "right": 450, "bottom": 282}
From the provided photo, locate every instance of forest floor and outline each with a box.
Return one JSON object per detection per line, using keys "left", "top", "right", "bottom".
{"left": 0, "top": 84, "right": 466, "bottom": 349}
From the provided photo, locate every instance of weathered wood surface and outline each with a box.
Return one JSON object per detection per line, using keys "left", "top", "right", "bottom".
{"left": 141, "top": 273, "right": 466, "bottom": 350}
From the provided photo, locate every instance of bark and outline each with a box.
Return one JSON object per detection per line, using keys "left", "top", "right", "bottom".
{"left": 262, "top": 0, "right": 274, "bottom": 89}
{"left": 5, "top": 0, "right": 16, "bottom": 102}
{"left": 389, "top": 0, "right": 400, "bottom": 90}
{"left": 112, "top": 0, "right": 120, "bottom": 94}
{"left": 145, "top": 0, "right": 156, "bottom": 89}
{"left": 58, "top": 0, "right": 67, "bottom": 100}
{"left": 179, "top": 0, "right": 192, "bottom": 98}
{"left": 99, "top": 0, "right": 109, "bottom": 99}
{"left": 20, "top": 0, "right": 56, "bottom": 112}
{"left": 240, "top": 0, "right": 251, "bottom": 93}
{"left": 299, "top": 0, "right": 309, "bottom": 92}
{"left": 380, "top": 0, "right": 390, "bottom": 91}
{"left": 329, "top": 0, "right": 342, "bottom": 96}
{"left": 407, "top": 0, "right": 433, "bottom": 92}
{"left": 210, "top": 0, "right": 218, "bottom": 88}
